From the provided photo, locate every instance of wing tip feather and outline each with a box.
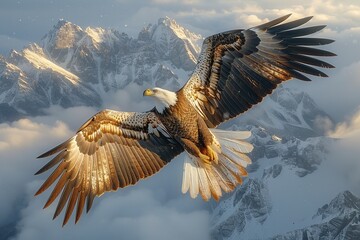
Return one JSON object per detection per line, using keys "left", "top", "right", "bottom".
{"left": 37, "top": 138, "right": 72, "bottom": 158}
{"left": 254, "top": 14, "right": 292, "bottom": 30}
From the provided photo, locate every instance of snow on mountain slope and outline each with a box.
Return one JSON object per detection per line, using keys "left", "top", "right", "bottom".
{"left": 2, "top": 43, "right": 100, "bottom": 115}
{"left": 224, "top": 86, "right": 332, "bottom": 140}
{"left": 271, "top": 191, "right": 360, "bottom": 240}
{"left": 0, "top": 17, "right": 202, "bottom": 118}
{"left": 211, "top": 123, "right": 338, "bottom": 240}
{"left": 0, "top": 56, "right": 30, "bottom": 103}
{"left": 23, "top": 47, "right": 79, "bottom": 84}
{"left": 150, "top": 17, "right": 202, "bottom": 70}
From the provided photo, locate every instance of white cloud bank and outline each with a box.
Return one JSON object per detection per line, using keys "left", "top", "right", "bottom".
{"left": 0, "top": 107, "right": 210, "bottom": 240}
{"left": 328, "top": 115, "right": 360, "bottom": 196}
{"left": 13, "top": 187, "right": 210, "bottom": 240}
{"left": 329, "top": 109, "right": 360, "bottom": 138}
{"left": 0, "top": 118, "right": 71, "bottom": 227}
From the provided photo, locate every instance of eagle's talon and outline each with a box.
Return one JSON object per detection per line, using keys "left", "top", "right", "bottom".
{"left": 199, "top": 153, "right": 211, "bottom": 163}
{"left": 200, "top": 146, "right": 218, "bottom": 164}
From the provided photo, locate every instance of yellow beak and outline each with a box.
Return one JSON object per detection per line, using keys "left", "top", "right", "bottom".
{"left": 143, "top": 88, "right": 154, "bottom": 96}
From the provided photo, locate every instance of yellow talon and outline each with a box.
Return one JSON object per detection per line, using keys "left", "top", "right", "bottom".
{"left": 207, "top": 146, "right": 219, "bottom": 164}
{"left": 199, "top": 146, "right": 219, "bottom": 164}
{"left": 199, "top": 153, "right": 211, "bottom": 164}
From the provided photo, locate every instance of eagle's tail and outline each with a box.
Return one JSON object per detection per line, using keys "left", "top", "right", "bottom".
{"left": 181, "top": 129, "right": 253, "bottom": 201}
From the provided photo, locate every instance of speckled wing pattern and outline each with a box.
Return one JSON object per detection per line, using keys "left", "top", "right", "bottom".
{"left": 182, "top": 14, "right": 335, "bottom": 127}
{"left": 35, "top": 109, "right": 183, "bottom": 226}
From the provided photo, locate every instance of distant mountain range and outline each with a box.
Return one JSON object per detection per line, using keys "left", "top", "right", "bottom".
{"left": 1, "top": 17, "right": 358, "bottom": 240}
{"left": 0, "top": 17, "right": 201, "bottom": 119}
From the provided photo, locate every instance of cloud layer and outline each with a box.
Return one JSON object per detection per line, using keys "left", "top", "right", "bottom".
{"left": 0, "top": 107, "right": 210, "bottom": 240}
{"left": 1, "top": 0, "right": 360, "bottom": 49}
{"left": 329, "top": 109, "right": 360, "bottom": 138}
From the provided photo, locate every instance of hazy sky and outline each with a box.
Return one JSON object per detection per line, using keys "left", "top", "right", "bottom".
{"left": 1, "top": 1, "right": 360, "bottom": 240}
{"left": 1, "top": 0, "right": 360, "bottom": 120}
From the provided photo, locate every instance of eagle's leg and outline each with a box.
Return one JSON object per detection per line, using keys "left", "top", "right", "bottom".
{"left": 196, "top": 117, "right": 219, "bottom": 164}
{"left": 181, "top": 138, "right": 211, "bottom": 163}
{"left": 205, "top": 146, "right": 218, "bottom": 164}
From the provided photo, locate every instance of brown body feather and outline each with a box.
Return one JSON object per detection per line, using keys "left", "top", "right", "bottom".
{"left": 158, "top": 90, "right": 214, "bottom": 158}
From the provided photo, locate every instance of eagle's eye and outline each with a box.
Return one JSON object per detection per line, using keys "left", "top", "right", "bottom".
{"left": 143, "top": 89, "right": 154, "bottom": 96}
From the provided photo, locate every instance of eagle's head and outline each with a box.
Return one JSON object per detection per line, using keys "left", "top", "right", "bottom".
{"left": 143, "top": 87, "right": 178, "bottom": 113}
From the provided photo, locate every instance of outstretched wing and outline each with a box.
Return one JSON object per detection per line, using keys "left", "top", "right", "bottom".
{"left": 181, "top": 14, "right": 335, "bottom": 127}
{"left": 35, "top": 109, "right": 183, "bottom": 226}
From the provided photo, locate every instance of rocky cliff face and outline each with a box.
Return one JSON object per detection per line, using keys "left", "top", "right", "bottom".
{"left": 271, "top": 191, "right": 360, "bottom": 240}
{"left": 225, "top": 86, "right": 333, "bottom": 140}
{"left": 211, "top": 179, "right": 272, "bottom": 240}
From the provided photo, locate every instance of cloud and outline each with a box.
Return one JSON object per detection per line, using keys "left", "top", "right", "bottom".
{"left": 300, "top": 61, "right": 360, "bottom": 122}
{"left": 102, "top": 82, "right": 156, "bottom": 112}
{"left": 328, "top": 126, "right": 360, "bottom": 196}
{"left": 0, "top": 107, "right": 102, "bottom": 230}
{"left": 319, "top": 109, "right": 360, "bottom": 196}
{"left": 0, "top": 118, "right": 71, "bottom": 227}
{"left": 13, "top": 186, "right": 210, "bottom": 240}
{"left": 328, "top": 109, "right": 360, "bottom": 138}
{"left": 0, "top": 106, "right": 210, "bottom": 239}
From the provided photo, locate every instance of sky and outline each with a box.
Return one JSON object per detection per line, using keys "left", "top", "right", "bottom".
{"left": 0, "top": 0, "right": 360, "bottom": 239}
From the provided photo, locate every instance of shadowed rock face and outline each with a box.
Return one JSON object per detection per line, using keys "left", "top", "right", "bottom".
{"left": 224, "top": 86, "right": 334, "bottom": 140}
{"left": 211, "top": 179, "right": 272, "bottom": 240}
{"left": 241, "top": 124, "right": 330, "bottom": 176}
{"left": 271, "top": 191, "right": 360, "bottom": 240}
{"left": 0, "top": 103, "right": 22, "bottom": 122}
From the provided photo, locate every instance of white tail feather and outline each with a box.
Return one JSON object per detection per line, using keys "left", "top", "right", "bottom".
{"left": 197, "top": 164, "right": 211, "bottom": 200}
{"left": 210, "top": 128, "right": 251, "bottom": 139}
{"left": 181, "top": 129, "right": 253, "bottom": 201}
{"left": 216, "top": 137, "right": 253, "bottom": 153}
{"left": 181, "top": 157, "right": 192, "bottom": 194}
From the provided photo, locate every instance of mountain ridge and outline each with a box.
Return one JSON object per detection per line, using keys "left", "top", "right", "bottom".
{"left": 0, "top": 17, "right": 200, "bottom": 117}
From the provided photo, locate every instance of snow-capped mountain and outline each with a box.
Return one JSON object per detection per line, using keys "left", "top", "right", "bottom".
{"left": 210, "top": 124, "right": 333, "bottom": 239}
{"left": 0, "top": 17, "right": 201, "bottom": 118}
{"left": 1, "top": 17, "right": 357, "bottom": 240}
{"left": 271, "top": 191, "right": 360, "bottom": 240}
{"left": 210, "top": 128, "right": 360, "bottom": 240}
{"left": 210, "top": 94, "right": 357, "bottom": 239}
{"left": 223, "top": 86, "right": 333, "bottom": 140}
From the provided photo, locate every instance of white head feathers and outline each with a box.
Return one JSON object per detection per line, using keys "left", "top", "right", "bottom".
{"left": 144, "top": 87, "right": 178, "bottom": 113}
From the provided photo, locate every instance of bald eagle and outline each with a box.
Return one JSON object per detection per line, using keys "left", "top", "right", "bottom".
{"left": 35, "top": 14, "right": 335, "bottom": 226}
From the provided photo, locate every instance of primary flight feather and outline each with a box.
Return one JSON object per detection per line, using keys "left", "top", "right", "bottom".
{"left": 35, "top": 14, "right": 335, "bottom": 226}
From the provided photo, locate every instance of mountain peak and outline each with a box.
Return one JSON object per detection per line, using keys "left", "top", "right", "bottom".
{"left": 155, "top": 16, "right": 202, "bottom": 43}
{"left": 230, "top": 86, "right": 332, "bottom": 139}
{"left": 53, "top": 19, "right": 82, "bottom": 32}
{"left": 42, "top": 19, "right": 84, "bottom": 50}
{"left": 157, "top": 16, "right": 178, "bottom": 28}
{"left": 1, "top": 17, "right": 202, "bottom": 116}
{"left": 150, "top": 17, "right": 202, "bottom": 70}
{"left": 314, "top": 190, "right": 360, "bottom": 220}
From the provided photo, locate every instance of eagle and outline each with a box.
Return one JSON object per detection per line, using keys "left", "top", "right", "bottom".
{"left": 35, "top": 14, "right": 335, "bottom": 226}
